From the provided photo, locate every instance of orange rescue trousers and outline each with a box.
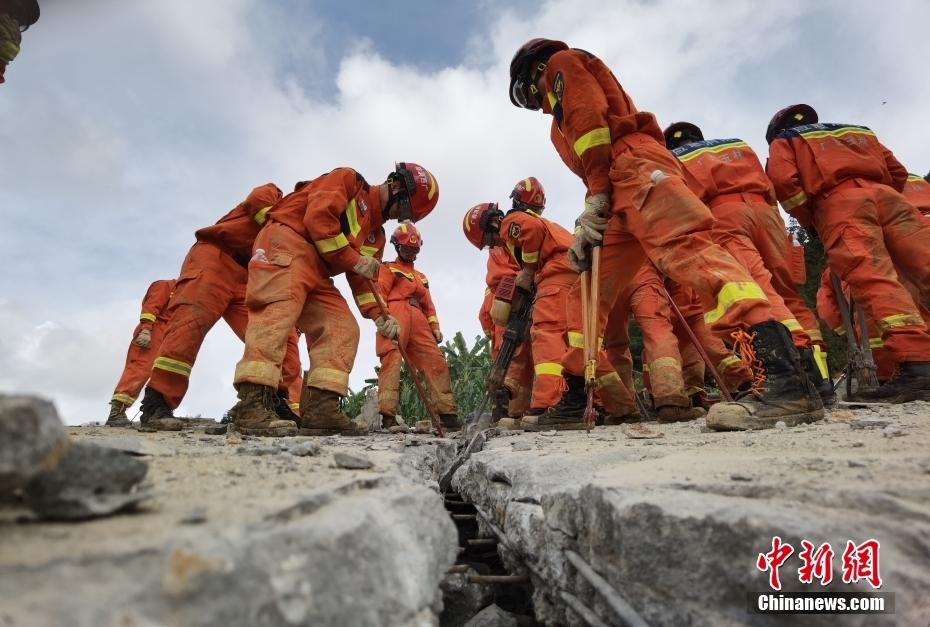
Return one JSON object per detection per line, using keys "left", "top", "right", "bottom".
{"left": 150, "top": 240, "right": 301, "bottom": 408}
{"left": 377, "top": 301, "right": 456, "bottom": 417}
{"left": 112, "top": 321, "right": 167, "bottom": 406}
{"left": 814, "top": 182, "right": 930, "bottom": 363}
{"left": 234, "top": 222, "right": 357, "bottom": 396}
{"left": 562, "top": 144, "right": 773, "bottom": 409}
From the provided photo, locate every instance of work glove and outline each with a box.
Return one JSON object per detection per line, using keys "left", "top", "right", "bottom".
{"left": 0, "top": 15, "right": 22, "bottom": 65}
{"left": 433, "top": 329, "right": 443, "bottom": 344}
{"left": 352, "top": 255, "right": 380, "bottom": 280}
{"left": 576, "top": 193, "right": 610, "bottom": 242}
{"left": 568, "top": 227, "right": 598, "bottom": 273}
{"left": 375, "top": 315, "right": 400, "bottom": 341}
{"left": 134, "top": 328, "right": 152, "bottom": 348}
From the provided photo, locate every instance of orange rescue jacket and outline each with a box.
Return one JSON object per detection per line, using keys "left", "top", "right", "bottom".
{"left": 903, "top": 174, "right": 930, "bottom": 216}
{"left": 377, "top": 259, "right": 440, "bottom": 331}
{"left": 671, "top": 138, "right": 775, "bottom": 206}
{"left": 766, "top": 122, "right": 907, "bottom": 226}
{"left": 500, "top": 209, "right": 575, "bottom": 285}
{"left": 139, "top": 279, "right": 177, "bottom": 326}
{"left": 195, "top": 183, "right": 283, "bottom": 266}
{"left": 268, "top": 167, "right": 387, "bottom": 318}
{"left": 539, "top": 48, "right": 666, "bottom": 198}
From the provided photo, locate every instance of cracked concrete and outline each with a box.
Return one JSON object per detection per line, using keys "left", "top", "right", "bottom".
{"left": 452, "top": 403, "right": 930, "bottom": 626}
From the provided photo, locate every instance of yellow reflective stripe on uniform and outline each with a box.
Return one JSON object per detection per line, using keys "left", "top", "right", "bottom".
{"left": 869, "top": 337, "right": 884, "bottom": 348}
{"left": 907, "top": 174, "right": 924, "bottom": 183}
{"left": 573, "top": 127, "right": 611, "bottom": 158}
{"left": 289, "top": 402, "right": 300, "bottom": 411}
{"left": 140, "top": 313, "right": 157, "bottom": 323}
{"left": 704, "top": 282, "right": 768, "bottom": 324}
{"left": 677, "top": 141, "right": 750, "bottom": 163}
{"left": 642, "top": 363, "right": 650, "bottom": 373}
{"left": 314, "top": 233, "right": 349, "bottom": 254}
{"left": 355, "top": 293, "right": 376, "bottom": 306}
{"left": 360, "top": 245, "right": 379, "bottom": 257}
{"left": 878, "top": 313, "right": 923, "bottom": 331}
{"left": 567, "top": 331, "right": 585, "bottom": 348}
{"left": 484, "top": 287, "right": 492, "bottom": 296}
{"left": 345, "top": 199, "right": 362, "bottom": 238}
{"left": 111, "top": 393, "right": 135, "bottom": 405}
{"left": 799, "top": 126, "right": 876, "bottom": 141}
{"left": 833, "top": 325, "right": 846, "bottom": 336}
{"left": 780, "top": 318, "right": 803, "bottom": 332}
{"left": 684, "top": 385, "right": 705, "bottom": 396}
{"left": 253, "top": 206, "right": 272, "bottom": 226}
{"left": 718, "top": 355, "right": 741, "bottom": 372}
{"left": 522, "top": 250, "right": 540, "bottom": 264}
{"left": 806, "top": 328, "right": 824, "bottom": 342}
{"left": 534, "top": 362, "right": 563, "bottom": 377}
{"left": 505, "top": 242, "right": 518, "bottom": 263}
{"left": 812, "top": 344, "right": 829, "bottom": 379}
{"left": 307, "top": 367, "right": 350, "bottom": 390}
{"left": 389, "top": 267, "right": 415, "bottom": 280}
{"left": 153, "top": 356, "right": 193, "bottom": 377}
{"left": 547, "top": 92, "right": 557, "bottom": 109}
{"left": 428, "top": 315, "right": 439, "bottom": 324}
{"left": 781, "top": 191, "right": 808, "bottom": 211}
{"left": 649, "top": 357, "right": 680, "bottom": 370}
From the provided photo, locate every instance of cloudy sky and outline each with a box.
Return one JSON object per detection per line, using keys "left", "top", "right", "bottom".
{"left": 1, "top": 0, "right": 928, "bottom": 424}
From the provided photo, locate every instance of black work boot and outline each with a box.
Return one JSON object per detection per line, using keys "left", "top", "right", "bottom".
{"left": 139, "top": 387, "right": 183, "bottom": 431}
{"left": 440, "top": 414, "right": 462, "bottom": 431}
{"left": 799, "top": 348, "right": 836, "bottom": 407}
{"left": 299, "top": 387, "right": 366, "bottom": 436}
{"left": 855, "top": 362, "right": 930, "bottom": 403}
{"left": 106, "top": 400, "right": 132, "bottom": 428}
{"left": 229, "top": 383, "right": 298, "bottom": 437}
{"left": 273, "top": 390, "right": 300, "bottom": 422}
{"left": 522, "top": 375, "right": 588, "bottom": 431}
{"left": 706, "top": 321, "right": 824, "bottom": 431}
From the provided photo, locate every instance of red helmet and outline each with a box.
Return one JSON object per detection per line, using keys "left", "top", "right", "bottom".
{"left": 663, "top": 122, "right": 704, "bottom": 149}
{"left": 463, "top": 203, "right": 502, "bottom": 250}
{"left": 509, "top": 38, "right": 569, "bottom": 109}
{"left": 390, "top": 222, "right": 422, "bottom": 249}
{"left": 390, "top": 162, "right": 439, "bottom": 222}
{"left": 766, "top": 104, "right": 818, "bottom": 144}
{"left": 510, "top": 177, "right": 546, "bottom": 212}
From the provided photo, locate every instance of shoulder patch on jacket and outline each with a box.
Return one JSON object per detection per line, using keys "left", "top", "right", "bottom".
{"left": 553, "top": 72, "right": 564, "bottom": 102}
{"left": 508, "top": 222, "right": 522, "bottom": 240}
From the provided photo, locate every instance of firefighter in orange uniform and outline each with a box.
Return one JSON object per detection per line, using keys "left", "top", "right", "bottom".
{"left": 766, "top": 104, "right": 930, "bottom": 403}
{"left": 139, "top": 184, "right": 303, "bottom": 431}
{"left": 663, "top": 122, "right": 834, "bottom": 405}
{"left": 465, "top": 180, "right": 599, "bottom": 431}
{"left": 508, "top": 39, "right": 822, "bottom": 431}
{"left": 376, "top": 223, "right": 459, "bottom": 431}
{"left": 229, "top": 163, "right": 439, "bottom": 437}
{"left": 106, "top": 279, "right": 177, "bottom": 427}
{"left": 480, "top": 242, "right": 533, "bottom": 426}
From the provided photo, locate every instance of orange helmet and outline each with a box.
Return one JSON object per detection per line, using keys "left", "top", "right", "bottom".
{"left": 390, "top": 162, "right": 439, "bottom": 222}
{"left": 390, "top": 222, "right": 422, "bottom": 249}
{"left": 766, "top": 104, "right": 818, "bottom": 144}
{"left": 509, "top": 38, "right": 568, "bottom": 109}
{"left": 463, "top": 203, "right": 503, "bottom": 250}
{"left": 510, "top": 177, "right": 546, "bottom": 212}
{"left": 663, "top": 122, "right": 704, "bottom": 150}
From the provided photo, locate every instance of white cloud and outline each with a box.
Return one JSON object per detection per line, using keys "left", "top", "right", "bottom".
{"left": 1, "top": 0, "right": 927, "bottom": 423}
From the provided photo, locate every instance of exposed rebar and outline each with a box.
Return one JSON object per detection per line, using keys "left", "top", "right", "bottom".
{"left": 467, "top": 574, "right": 528, "bottom": 585}
{"left": 564, "top": 550, "right": 649, "bottom": 627}
{"left": 560, "top": 591, "right": 611, "bottom": 627}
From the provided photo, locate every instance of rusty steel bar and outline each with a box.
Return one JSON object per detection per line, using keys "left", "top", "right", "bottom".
{"left": 466, "top": 538, "right": 498, "bottom": 546}
{"left": 560, "top": 591, "right": 611, "bottom": 627}
{"left": 467, "top": 574, "right": 528, "bottom": 585}
{"left": 447, "top": 564, "right": 470, "bottom": 574}
{"left": 564, "top": 550, "right": 649, "bottom": 627}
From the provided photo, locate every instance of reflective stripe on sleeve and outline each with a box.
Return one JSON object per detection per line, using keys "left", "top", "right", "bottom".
{"left": 153, "top": 356, "right": 193, "bottom": 377}
{"left": 534, "top": 362, "right": 563, "bottom": 377}
{"left": 140, "top": 313, "right": 157, "bottom": 323}
{"left": 314, "top": 233, "right": 350, "bottom": 254}
{"left": 573, "top": 127, "right": 611, "bottom": 158}
{"left": 781, "top": 191, "right": 808, "bottom": 211}
{"left": 355, "top": 293, "right": 376, "bottom": 307}
{"left": 254, "top": 206, "right": 272, "bottom": 225}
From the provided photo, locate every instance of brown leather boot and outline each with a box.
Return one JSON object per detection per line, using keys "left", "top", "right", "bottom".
{"left": 299, "top": 387, "right": 366, "bottom": 436}
{"left": 139, "top": 387, "right": 183, "bottom": 431}
{"left": 656, "top": 404, "right": 706, "bottom": 423}
{"left": 105, "top": 400, "right": 132, "bottom": 428}
{"left": 230, "top": 383, "right": 298, "bottom": 437}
